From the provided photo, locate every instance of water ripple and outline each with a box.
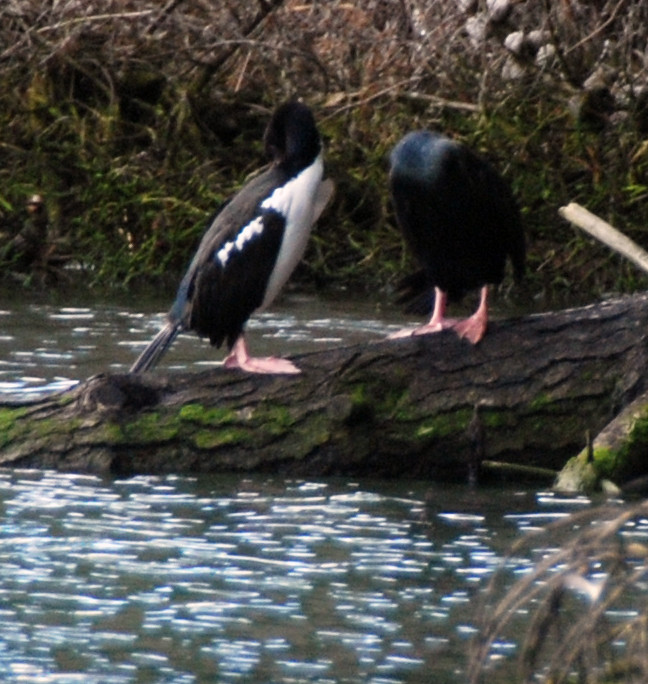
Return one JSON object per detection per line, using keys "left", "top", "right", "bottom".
{"left": 0, "top": 471, "right": 568, "bottom": 682}
{"left": 0, "top": 295, "right": 398, "bottom": 398}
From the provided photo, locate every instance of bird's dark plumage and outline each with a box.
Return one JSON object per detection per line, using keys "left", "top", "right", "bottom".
{"left": 130, "top": 101, "right": 334, "bottom": 374}
{"left": 389, "top": 131, "right": 525, "bottom": 343}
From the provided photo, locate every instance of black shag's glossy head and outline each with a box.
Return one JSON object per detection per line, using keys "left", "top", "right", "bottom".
{"left": 264, "top": 101, "right": 321, "bottom": 176}
{"left": 389, "top": 131, "right": 454, "bottom": 184}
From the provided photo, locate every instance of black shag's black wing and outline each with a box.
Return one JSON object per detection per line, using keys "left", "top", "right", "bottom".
{"left": 391, "top": 136, "right": 524, "bottom": 307}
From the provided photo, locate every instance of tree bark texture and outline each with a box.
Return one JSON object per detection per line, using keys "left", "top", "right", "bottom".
{"left": 2, "top": 293, "right": 648, "bottom": 480}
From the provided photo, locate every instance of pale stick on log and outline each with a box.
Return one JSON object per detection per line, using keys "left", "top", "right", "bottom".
{"left": 559, "top": 202, "right": 648, "bottom": 275}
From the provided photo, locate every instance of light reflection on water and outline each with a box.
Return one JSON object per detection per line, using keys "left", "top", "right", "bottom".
{"left": 0, "top": 470, "right": 596, "bottom": 683}
{"left": 0, "top": 293, "right": 404, "bottom": 400}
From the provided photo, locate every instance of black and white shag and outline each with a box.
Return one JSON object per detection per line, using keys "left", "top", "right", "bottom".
{"left": 130, "top": 101, "right": 334, "bottom": 374}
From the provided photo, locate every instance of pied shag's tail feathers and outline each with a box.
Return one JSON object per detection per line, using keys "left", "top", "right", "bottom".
{"left": 129, "top": 321, "right": 182, "bottom": 374}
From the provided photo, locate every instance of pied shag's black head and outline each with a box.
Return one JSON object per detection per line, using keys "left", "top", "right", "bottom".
{"left": 264, "top": 101, "right": 321, "bottom": 176}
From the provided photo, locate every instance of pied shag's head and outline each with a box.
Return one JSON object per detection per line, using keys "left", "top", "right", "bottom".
{"left": 390, "top": 131, "right": 456, "bottom": 185}
{"left": 264, "top": 101, "right": 321, "bottom": 176}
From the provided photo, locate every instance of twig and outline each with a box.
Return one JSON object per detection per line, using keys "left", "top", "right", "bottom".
{"left": 559, "top": 202, "right": 648, "bottom": 276}
{"left": 564, "top": 0, "right": 628, "bottom": 57}
{"left": 402, "top": 90, "right": 481, "bottom": 113}
{"left": 191, "top": 0, "right": 286, "bottom": 94}
{"left": 146, "top": 0, "right": 186, "bottom": 35}
{"left": 318, "top": 78, "right": 480, "bottom": 122}
{"left": 480, "top": 460, "right": 557, "bottom": 481}
{"left": 188, "top": 38, "right": 330, "bottom": 90}
{"left": 36, "top": 11, "right": 155, "bottom": 33}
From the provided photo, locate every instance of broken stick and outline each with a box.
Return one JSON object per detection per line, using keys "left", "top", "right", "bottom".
{"left": 559, "top": 202, "right": 648, "bottom": 275}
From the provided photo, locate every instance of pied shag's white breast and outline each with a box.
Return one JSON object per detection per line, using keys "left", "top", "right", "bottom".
{"left": 259, "top": 152, "right": 325, "bottom": 309}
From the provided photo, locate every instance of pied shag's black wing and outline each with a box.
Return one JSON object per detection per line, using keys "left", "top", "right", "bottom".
{"left": 189, "top": 207, "right": 286, "bottom": 348}
{"left": 168, "top": 168, "right": 282, "bottom": 316}
{"left": 457, "top": 146, "right": 525, "bottom": 287}
{"left": 129, "top": 168, "right": 286, "bottom": 373}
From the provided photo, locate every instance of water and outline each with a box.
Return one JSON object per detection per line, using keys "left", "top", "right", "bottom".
{"left": 0, "top": 291, "right": 407, "bottom": 400}
{"left": 0, "top": 290, "right": 607, "bottom": 682}
{"left": 0, "top": 470, "right": 594, "bottom": 683}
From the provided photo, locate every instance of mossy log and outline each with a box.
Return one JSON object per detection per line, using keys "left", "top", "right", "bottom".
{"left": 3, "top": 293, "right": 648, "bottom": 480}
{"left": 555, "top": 388, "right": 648, "bottom": 494}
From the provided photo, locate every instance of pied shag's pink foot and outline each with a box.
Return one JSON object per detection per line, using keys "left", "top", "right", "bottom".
{"left": 451, "top": 285, "right": 489, "bottom": 344}
{"left": 223, "top": 336, "right": 301, "bottom": 375}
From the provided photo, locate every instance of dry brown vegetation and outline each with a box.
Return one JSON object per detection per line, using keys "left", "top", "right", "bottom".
{"left": 0, "top": 0, "right": 647, "bottom": 296}
{"left": 469, "top": 501, "right": 648, "bottom": 683}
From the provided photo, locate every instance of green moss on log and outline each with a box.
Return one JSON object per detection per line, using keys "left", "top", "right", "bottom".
{"left": 554, "top": 451, "right": 601, "bottom": 493}
{"left": 591, "top": 445, "right": 616, "bottom": 478}
{"left": 253, "top": 404, "right": 296, "bottom": 435}
{"left": 0, "top": 407, "right": 27, "bottom": 447}
{"left": 609, "top": 412, "right": 648, "bottom": 482}
{"left": 0, "top": 407, "right": 88, "bottom": 448}
{"left": 192, "top": 427, "right": 251, "bottom": 450}
{"left": 556, "top": 401, "right": 648, "bottom": 492}
{"left": 416, "top": 408, "right": 472, "bottom": 439}
{"left": 119, "top": 412, "right": 180, "bottom": 443}
{"left": 179, "top": 404, "right": 239, "bottom": 426}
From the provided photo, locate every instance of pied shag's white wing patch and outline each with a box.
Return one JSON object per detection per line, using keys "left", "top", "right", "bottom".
{"left": 214, "top": 216, "right": 265, "bottom": 267}
{"left": 235, "top": 216, "right": 264, "bottom": 251}
{"left": 215, "top": 242, "right": 233, "bottom": 268}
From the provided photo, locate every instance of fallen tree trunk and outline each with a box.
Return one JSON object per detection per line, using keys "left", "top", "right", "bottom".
{"left": 2, "top": 293, "right": 648, "bottom": 481}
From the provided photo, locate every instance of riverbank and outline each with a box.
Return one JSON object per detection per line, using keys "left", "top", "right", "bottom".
{"left": 1, "top": 0, "right": 647, "bottom": 300}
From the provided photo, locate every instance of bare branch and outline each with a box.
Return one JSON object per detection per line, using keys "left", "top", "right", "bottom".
{"left": 559, "top": 203, "right": 648, "bottom": 276}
